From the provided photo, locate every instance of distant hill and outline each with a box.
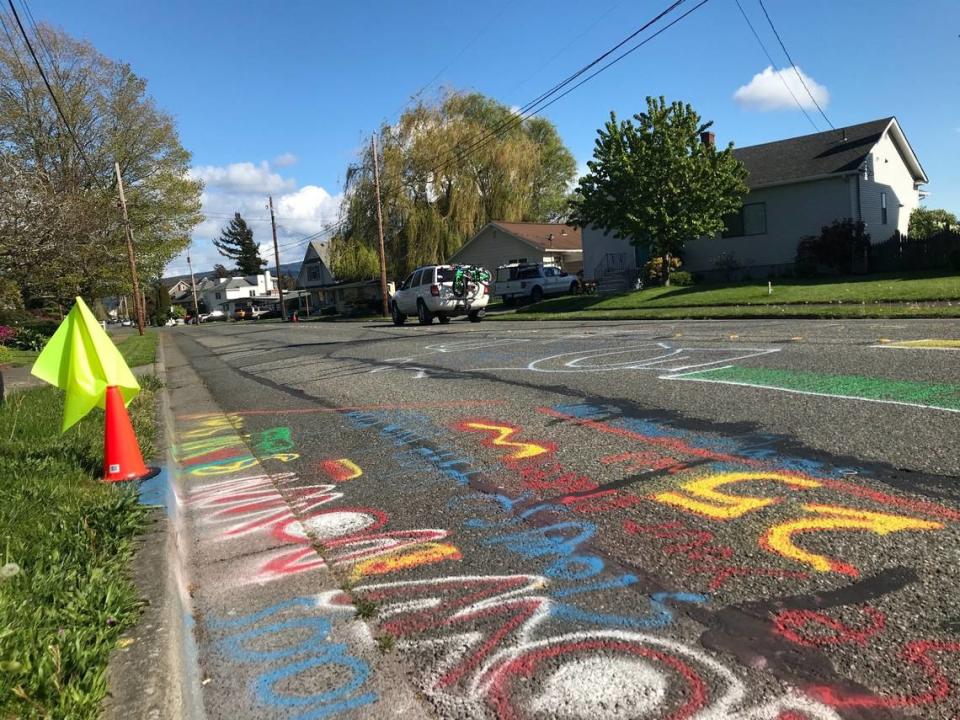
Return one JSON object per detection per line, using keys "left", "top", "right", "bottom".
{"left": 163, "top": 261, "right": 302, "bottom": 286}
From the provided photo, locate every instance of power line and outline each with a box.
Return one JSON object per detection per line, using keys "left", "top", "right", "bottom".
{"left": 429, "top": 0, "right": 709, "bottom": 179}
{"left": 5, "top": 0, "right": 102, "bottom": 185}
{"left": 755, "top": 0, "right": 833, "bottom": 130}
{"left": 732, "top": 0, "right": 818, "bottom": 131}
{"left": 428, "top": 0, "right": 689, "bottom": 176}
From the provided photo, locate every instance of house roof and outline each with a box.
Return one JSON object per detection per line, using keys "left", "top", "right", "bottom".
{"left": 489, "top": 222, "right": 582, "bottom": 251}
{"left": 733, "top": 117, "right": 927, "bottom": 188}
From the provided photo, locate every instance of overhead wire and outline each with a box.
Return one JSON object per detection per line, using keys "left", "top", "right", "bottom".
{"left": 732, "top": 0, "right": 818, "bottom": 131}
{"left": 755, "top": 0, "right": 833, "bottom": 130}
{"left": 5, "top": 0, "right": 103, "bottom": 186}
{"left": 425, "top": 0, "right": 691, "bottom": 177}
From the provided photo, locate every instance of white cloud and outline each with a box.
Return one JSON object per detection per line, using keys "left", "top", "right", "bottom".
{"left": 273, "top": 152, "right": 298, "bottom": 168}
{"left": 190, "top": 161, "right": 295, "bottom": 194}
{"left": 166, "top": 160, "right": 341, "bottom": 277}
{"left": 733, "top": 65, "right": 829, "bottom": 112}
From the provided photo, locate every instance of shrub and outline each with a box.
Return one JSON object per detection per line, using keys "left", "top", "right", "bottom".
{"left": 0, "top": 325, "right": 16, "bottom": 345}
{"left": 9, "top": 327, "right": 49, "bottom": 351}
{"left": 668, "top": 271, "right": 694, "bottom": 286}
{"left": 644, "top": 256, "right": 683, "bottom": 283}
{"left": 794, "top": 219, "right": 870, "bottom": 275}
{"left": 320, "top": 306, "right": 338, "bottom": 316}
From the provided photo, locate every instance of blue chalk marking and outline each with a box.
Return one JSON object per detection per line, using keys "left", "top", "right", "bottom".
{"left": 220, "top": 618, "right": 332, "bottom": 662}
{"left": 483, "top": 521, "right": 595, "bottom": 559}
{"left": 138, "top": 465, "right": 172, "bottom": 516}
{"left": 206, "top": 597, "right": 317, "bottom": 630}
{"left": 254, "top": 651, "right": 376, "bottom": 717}
{"left": 545, "top": 554, "right": 605, "bottom": 580}
{"left": 551, "top": 573, "right": 638, "bottom": 599}
{"left": 551, "top": 591, "right": 706, "bottom": 628}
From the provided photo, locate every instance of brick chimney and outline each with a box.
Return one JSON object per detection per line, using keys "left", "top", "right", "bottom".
{"left": 700, "top": 131, "right": 715, "bottom": 147}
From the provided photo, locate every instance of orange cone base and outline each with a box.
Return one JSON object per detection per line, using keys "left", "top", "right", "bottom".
{"left": 103, "top": 385, "right": 154, "bottom": 483}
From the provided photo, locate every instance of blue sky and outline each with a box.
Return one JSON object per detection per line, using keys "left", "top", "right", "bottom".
{"left": 36, "top": 0, "right": 960, "bottom": 275}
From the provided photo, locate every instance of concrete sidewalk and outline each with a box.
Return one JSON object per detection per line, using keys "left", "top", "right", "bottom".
{"left": 114, "top": 333, "right": 429, "bottom": 720}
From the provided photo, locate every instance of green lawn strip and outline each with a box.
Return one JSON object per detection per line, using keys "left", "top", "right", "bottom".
{"left": 0, "top": 378, "right": 157, "bottom": 718}
{"left": 673, "top": 366, "right": 960, "bottom": 412}
{"left": 0, "top": 347, "right": 39, "bottom": 368}
{"left": 114, "top": 332, "right": 158, "bottom": 367}
{"left": 497, "top": 303, "right": 960, "bottom": 321}
{"left": 519, "top": 273, "right": 960, "bottom": 314}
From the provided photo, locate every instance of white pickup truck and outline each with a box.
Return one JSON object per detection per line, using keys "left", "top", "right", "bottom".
{"left": 493, "top": 263, "right": 579, "bottom": 304}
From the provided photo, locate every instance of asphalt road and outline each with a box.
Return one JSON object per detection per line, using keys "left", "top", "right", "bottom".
{"left": 166, "top": 317, "right": 960, "bottom": 720}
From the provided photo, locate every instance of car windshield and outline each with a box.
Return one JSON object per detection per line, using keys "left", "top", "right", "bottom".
{"left": 436, "top": 267, "right": 455, "bottom": 283}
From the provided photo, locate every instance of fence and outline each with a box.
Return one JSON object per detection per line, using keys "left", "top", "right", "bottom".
{"left": 870, "top": 229, "right": 960, "bottom": 273}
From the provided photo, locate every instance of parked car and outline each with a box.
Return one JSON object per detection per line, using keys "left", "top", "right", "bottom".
{"left": 390, "top": 264, "right": 490, "bottom": 326}
{"left": 120, "top": 318, "right": 133, "bottom": 327}
{"left": 199, "top": 310, "right": 226, "bottom": 323}
{"left": 494, "top": 263, "right": 579, "bottom": 304}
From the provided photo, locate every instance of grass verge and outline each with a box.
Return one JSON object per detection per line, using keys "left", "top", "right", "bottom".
{"left": 114, "top": 332, "right": 158, "bottom": 367}
{"left": 0, "top": 347, "right": 39, "bottom": 368}
{"left": 514, "top": 272, "right": 960, "bottom": 318}
{"left": 0, "top": 377, "right": 159, "bottom": 718}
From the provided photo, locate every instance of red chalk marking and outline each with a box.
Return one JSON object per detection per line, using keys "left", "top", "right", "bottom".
{"left": 705, "top": 566, "right": 809, "bottom": 592}
{"left": 808, "top": 640, "right": 960, "bottom": 709}
{"left": 773, "top": 607, "right": 886, "bottom": 648}
{"left": 178, "top": 399, "right": 505, "bottom": 420}
{"left": 542, "top": 407, "right": 960, "bottom": 524}
{"left": 261, "top": 546, "right": 326, "bottom": 576}
{"left": 179, "top": 446, "right": 246, "bottom": 467}
{"left": 486, "top": 639, "right": 709, "bottom": 720}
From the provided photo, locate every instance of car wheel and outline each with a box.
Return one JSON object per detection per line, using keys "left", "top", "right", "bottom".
{"left": 569, "top": 281, "right": 579, "bottom": 295}
{"left": 503, "top": 296, "right": 515, "bottom": 307}
{"left": 417, "top": 300, "right": 434, "bottom": 326}
{"left": 438, "top": 315, "right": 451, "bottom": 324}
{"left": 468, "top": 309, "right": 485, "bottom": 323}
{"left": 530, "top": 286, "right": 544, "bottom": 303}
{"left": 391, "top": 303, "right": 406, "bottom": 326}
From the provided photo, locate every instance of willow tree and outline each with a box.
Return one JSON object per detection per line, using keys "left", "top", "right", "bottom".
{"left": 0, "top": 15, "right": 202, "bottom": 308}
{"left": 331, "top": 92, "right": 576, "bottom": 281}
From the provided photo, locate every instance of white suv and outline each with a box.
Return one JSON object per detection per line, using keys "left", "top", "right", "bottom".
{"left": 391, "top": 265, "right": 490, "bottom": 326}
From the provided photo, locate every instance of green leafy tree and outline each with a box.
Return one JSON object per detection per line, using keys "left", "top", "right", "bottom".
{"left": 570, "top": 97, "right": 748, "bottom": 282}
{"left": 213, "top": 213, "right": 265, "bottom": 275}
{"left": 908, "top": 207, "right": 958, "bottom": 239}
{"left": 331, "top": 91, "right": 576, "bottom": 281}
{"left": 0, "top": 15, "right": 202, "bottom": 307}
{"left": 145, "top": 278, "right": 171, "bottom": 325}
{"left": 212, "top": 263, "right": 230, "bottom": 278}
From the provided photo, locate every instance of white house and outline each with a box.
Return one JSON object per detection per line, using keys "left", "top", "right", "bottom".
{"left": 582, "top": 117, "right": 928, "bottom": 284}
{"left": 196, "top": 273, "right": 278, "bottom": 315}
{"left": 448, "top": 222, "right": 583, "bottom": 274}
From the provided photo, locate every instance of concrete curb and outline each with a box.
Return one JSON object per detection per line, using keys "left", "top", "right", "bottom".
{"left": 104, "top": 334, "right": 207, "bottom": 720}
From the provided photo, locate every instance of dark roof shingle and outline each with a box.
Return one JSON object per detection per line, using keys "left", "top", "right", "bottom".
{"left": 492, "top": 222, "right": 582, "bottom": 251}
{"left": 733, "top": 117, "right": 893, "bottom": 188}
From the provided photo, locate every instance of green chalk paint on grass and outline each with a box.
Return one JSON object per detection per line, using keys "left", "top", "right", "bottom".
{"left": 671, "top": 366, "right": 960, "bottom": 412}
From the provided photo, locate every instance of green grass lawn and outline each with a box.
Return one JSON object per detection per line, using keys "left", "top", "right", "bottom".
{"left": 513, "top": 272, "right": 960, "bottom": 319}
{"left": 0, "top": 347, "right": 38, "bottom": 367}
{"left": 0, "top": 378, "right": 157, "bottom": 718}
{"left": 114, "top": 332, "right": 158, "bottom": 367}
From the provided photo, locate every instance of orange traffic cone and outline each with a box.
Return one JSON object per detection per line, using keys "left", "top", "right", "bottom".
{"left": 103, "top": 385, "right": 152, "bottom": 482}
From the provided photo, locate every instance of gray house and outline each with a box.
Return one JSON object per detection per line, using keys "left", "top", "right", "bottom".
{"left": 583, "top": 117, "right": 928, "bottom": 285}
{"left": 448, "top": 222, "right": 583, "bottom": 274}
{"left": 296, "top": 240, "right": 337, "bottom": 308}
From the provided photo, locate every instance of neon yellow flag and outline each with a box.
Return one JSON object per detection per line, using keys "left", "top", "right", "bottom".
{"left": 30, "top": 297, "right": 141, "bottom": 432}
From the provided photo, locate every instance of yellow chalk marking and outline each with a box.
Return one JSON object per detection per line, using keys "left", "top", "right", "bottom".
{"left": 350, "top": 542, "right": 461, "bottom": 580}
{"left": 653, "top": 472, "right": 821, "bottom": 520}
{"left": 889, "top": 339, "right": 960, "bottom": 349}
{"left": 762, "top": 504, "right": 942, "bottom": 576}
{"left": 461, "top": 422, "right": 552, "bottom": 461}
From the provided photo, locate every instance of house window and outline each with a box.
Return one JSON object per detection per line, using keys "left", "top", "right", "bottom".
{"left": 249, "top": 290, "right": 255, "bottom": 297}
{"left": 722, "top": 202, "right": 767, "bottom": 238}
{"left": 508, "top": 258, "right": 528, "bottom": 264}
{"left": 215, "top": 292, "right": 221, "bottom": 300}
{"left": 308, "top": 264, "right": 320, "bottom": 281}
{"left": 881, "top": 192, "right": 887, "bottom": 224}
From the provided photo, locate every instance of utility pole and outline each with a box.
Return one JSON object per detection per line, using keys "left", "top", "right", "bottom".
{"left": 371, "top": 135, "right": 389, "bottom": 317}
{"left": 268, "top": 195, "right": 286, "bottom": 321}
{"left": 186, "top": 248, "right": 201, "bottom": 323}
{"left": 114, "top": 162, "right": 145, "bottom": 335}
